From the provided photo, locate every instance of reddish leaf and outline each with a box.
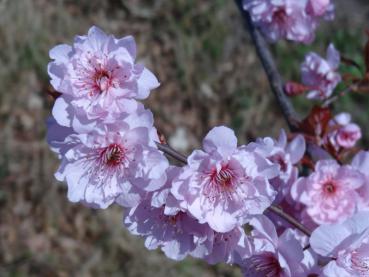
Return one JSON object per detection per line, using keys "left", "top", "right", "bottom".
{"left": 299, "top": 106, "right": 332, "bottom": 137}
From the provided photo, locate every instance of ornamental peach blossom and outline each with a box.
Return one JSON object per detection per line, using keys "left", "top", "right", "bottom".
{"left": 301, "top": 44, "right": 341, "bottom": 100}
{"left": 51, "top": 116, "right": 168, "bottom": 209}
{"left": 48, "top": 26, "right": 159, "bottom": 122}
{"left": 291, "top": 160, "right": 365, "bottom": 224}
{"left": 171, "top": 126, "right": 278, "bottom": 233}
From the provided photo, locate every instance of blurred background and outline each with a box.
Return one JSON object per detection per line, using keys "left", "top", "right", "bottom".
{"left": 0, "top": 0, "right": 368, "bottom": 276}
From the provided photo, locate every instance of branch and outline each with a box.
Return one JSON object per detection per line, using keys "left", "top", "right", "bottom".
{"left": 157, "top": 142, "right": 311, "bottom": 237}
{"left": 157, "top": 142, "right": 187, "bottom": 164}
{"left": 267, "top": 205, "right": 312, "bottom": 237}
{"left": 234, "top": 0, "right": 300, "bottom": 131}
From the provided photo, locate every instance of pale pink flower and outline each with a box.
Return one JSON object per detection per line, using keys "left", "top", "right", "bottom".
{"left": 124, "top": 166, "right": 215, "bottom": 261}
{"left": 238, "top": 216, "right": 310, "bottom": 277}
{"left": 243, "top": 0, "right": 317, "bottom": 43}
{"left": 247, "top": 130, "right": 305, "bottom": 203}
{"left": 171, "top": 126, "right": 278, "bottom": 233}
{"left": 52, "top": 117, "right": 168, "bottom": 209}
{"left": 191, "top": 225, "right": 252, "bottom": 265}
{"left": 327, "top": 113, "right": 362, "bottom": 150}
{"left": 48, "top": 26, "right": 159, "bottom": 122}
{"left": 301, "top": 44, "right": 341, "bottom": 100}
{"left": 306, "top": 0, "right": 332, "bottom": 17}
{"left": 291, "top": 160, "right": 365, "bottom": 224}
{"left": 310, "top": 212, "right": 369, "bottom": 277}
{"left": 352, "top": 151, "right": 369, "bottom": 210}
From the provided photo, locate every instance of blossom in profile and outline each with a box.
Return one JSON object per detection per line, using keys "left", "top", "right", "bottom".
{"left": 326, "top": 112, "right": 362, "bottom": 150}
{"left": 243, "top": 0, "right": 317, "bottom": 43}
{"left": 306, "top": 0, "right": 333, "bottom": 18}
{"left": 291, "top": 160, "right": 365, "bottom": 224}
{"left": 351, "top": 151, "right": 369, "bottom": 210}
{"left": 301, "top": 44, "right": 341, "bottom": 100}
{"left": 246, "top": 130, "right": 305, "bottom": 202}
{"left": 310, "top": 212, "right": 369, "bottom": 277}
{"left": 171, "top": 126, "right": 278, "bottom": 233}
{"left": 48, "top": 26, "right": 159, "bottom": 121}
{"left": 51, "top": 116, "right": 168, "bottom": 209}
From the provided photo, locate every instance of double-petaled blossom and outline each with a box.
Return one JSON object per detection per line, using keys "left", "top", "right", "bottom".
{"left": 237, "top": 216, "right": 316, "bottom": 277}
{"left": 171, "top": 126, "right": 279, "bottom": 233}
{"left": 326, "top": 112, "right": 362, "bottom": 150}
{"left": 242, "top": 0, "right": 333, "bottom": 44}
{"left": 50, "top": 114, "right": 168, "bottom": 209}
{"left": 124, "top": 167, "right": 210, "bottom": 260}
{"left": 310, "top": 212, "right": 369, "bottom": 277}
{"left": 301, "top": 44, "right": 341, "bottom": 100}
{"left": 48, "top": 26, "right": 159, "bottom": 127}
{"left": 291, "top": 160, "right": 366, "bottom": 224}
{"left": 246, "top": 130, "right": 305, "bottom": 203}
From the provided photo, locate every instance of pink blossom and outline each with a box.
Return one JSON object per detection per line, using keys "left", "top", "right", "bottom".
{"left": 124, "top": 167, "right": 209, "bottom": 261}
{"left": 352, "top": 151, "right": 369, "bottom": 210}
{"left": 306, "top": 0, "right": 331, "bottom": 17}
{"left": 301, "top": 44, "right": 341, "bottom": 100}
{"left": 171, "top": 126, "right": 278, "bottom": 233}
{"left": 247, "top": 130, "right": 305, "bottom": 203}
{"left": 243, "top": 0, "right": 317, "bottom": 43}
{"left": 310, "top": 212, "right": 369, "bottom": 277}
{"left": 191, "top": 225, "right": 252, "bottom": 265}
{"left": 238, "top": 216, "right": 312, "bottom": 277}
{"left": 327, "top": 113, "right": 362, "bottom": 150}
{"left": 48, "top": 26, "right": 159, "bottom": 122}
{"left": 291, "top": 160, "right": 365, "bottom": 224}
{"left": 51, "top": 116, "right": 168, "bottom": 209}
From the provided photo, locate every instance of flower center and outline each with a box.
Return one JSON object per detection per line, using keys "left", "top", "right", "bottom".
{"left": 94, "top": 70, "right": 111, "bottom": 93}
{"left": 323, "top": 181, "right": 336, "bottom": 194}
{"left": 101, "top": 143, "right": 125, "bottom": 166}
{"left": 248, "top": 253, "right": 283, "bottom": 277}
{"left": 273, "top": 8, "right": 287, "bottom": 25}
{"left": 351, "top": 246, "right": 369, "bottom": 275}
{"left": 268, "top": 154, "right": 287, "bottom": 172}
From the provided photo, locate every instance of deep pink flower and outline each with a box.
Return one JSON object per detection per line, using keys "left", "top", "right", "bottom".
{"left": 171, "top": 126, "right": 278, "bottom": 233}
{"left": 243, "top": 0, "right": 317, "bottom": 43}
{"left": 310, "top": 212, "right": 369, "bottom": 277}
{"left": 301, "top": 44, "right": 341, "bottom": 100}
{"left": 326, "top": 113, "right": 362, "bottom": 150}
{"left": 48, "top": 26, "right": 159, "bottom": 122}
{"left": 291, "top": 160, "right": 365, "bottom": 224}
{"left": 51, "top": 116, "right": 168, "bottom": 209}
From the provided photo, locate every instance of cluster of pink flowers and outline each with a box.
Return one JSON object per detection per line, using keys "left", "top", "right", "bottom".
{"left": 47, "top": 17, "right": 369, "bottom": 277}
{"left": 243, "top": 0, "right": 334, "bottom": 43}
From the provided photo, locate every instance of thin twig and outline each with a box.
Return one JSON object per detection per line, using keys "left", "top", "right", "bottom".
{"left": 156, "top": 142, "right": 187, "bottom": 164}
{"left": 267, "top": 205, "right": 312, "bottom": 237}
{"left": 234, "top": 0, "right": 300, "bottom": 131}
